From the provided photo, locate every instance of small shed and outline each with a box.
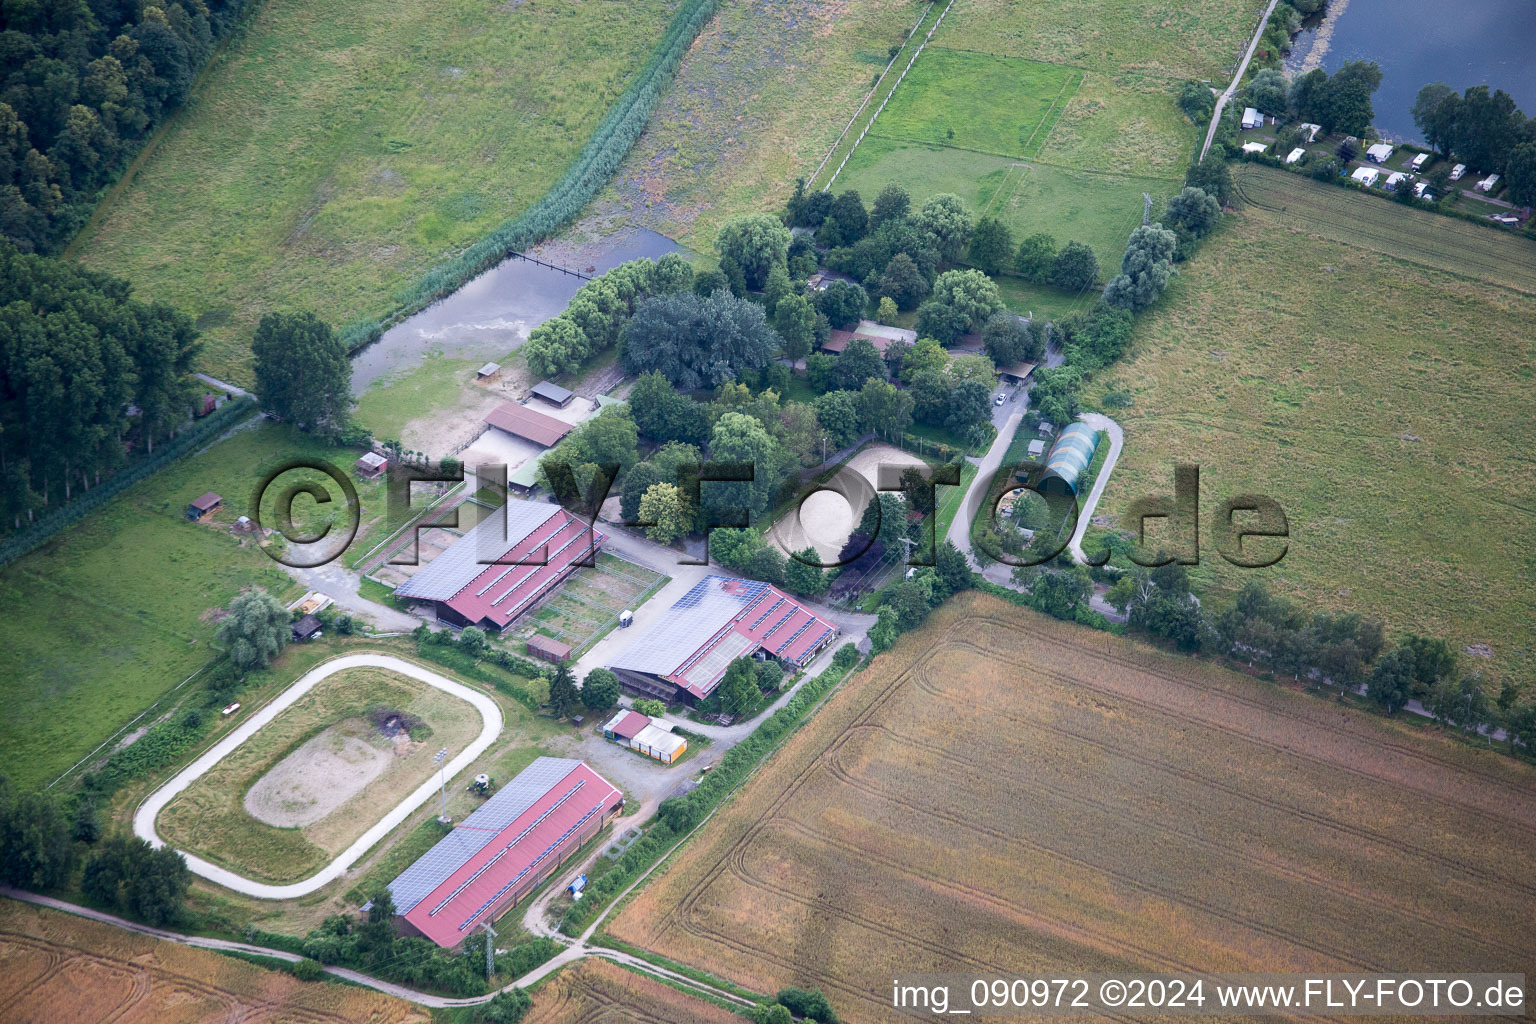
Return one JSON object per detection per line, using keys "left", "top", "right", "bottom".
{"left": 526, "top": 634, "right": 572, "bottom": 664}
{"left": 1284, "top": 147, "right": 1306, "bottom": 165}
{"left": 507, "top": 459, "right": 541, "bottom": 495}
{"left": 186, "top": 492, "right": 222, "bottom": 520}
{"left": 291, "top": 614, "right": 323, "bottom": 642}
{"left": 1240, "top": 107, "right": 1262, "bottom": 130}
{"left": 196, "top": 393, "right": 219, "bottom": 417}
{"left": 1365, "top": 143, "right": 1394, "bottom": 163}
{"left": 1409, "top": 153, "right": 1429, "bottom": 171}
{"left": 355, "top": 451, "right": 388, "bottom": 480}
{"left": 1027, "top": 439, "right": 1046, "bottom": 458}
{"left": 602, "top": 709, "right": 650, "bottom": 742}
{"left": 1240, "top": 141, "right": 1267, "bottom": 154}
{"left": 530, "top": 381, "right": 574, "bottom": 408}
{"left": 1449, "top": 163, "right": 1467, "bottom": 181}
{"left": 1351, "top": 166, "right": 1380, "bottom": 187}
{"left": 477, "top": 362, "right": 501, "bottom": 380}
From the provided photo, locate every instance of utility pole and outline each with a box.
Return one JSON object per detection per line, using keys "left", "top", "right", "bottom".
{"left": 482, "top": 922, "right": 497, "bottom": 978}
{"left": 434, "top": 747, "right": 449, "bottom": 824}
{"left": 1143, "top": 192, "right": 1153, "bottom": 224}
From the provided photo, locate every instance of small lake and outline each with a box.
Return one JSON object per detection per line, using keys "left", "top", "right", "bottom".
{"left": 350, "top": 227, "right": 682, "bottom": 394}
{"left": 1285, "top": 0, "right": 1536, "bottom": 144}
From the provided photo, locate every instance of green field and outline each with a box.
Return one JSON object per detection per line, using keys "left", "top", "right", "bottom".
{"left": 1094, "top": 193, "right": 1536, "bottom": 686}
{"left": 837, "top": 135, "right": 1164, "bottom": 279}
{"left": 72, "top": 0, "right": 674, "bottom": 383}
{"left": 583, "top": 0, "right": 928, "bottom": 253}
{"left": 1233, "top": 164, "right": 1536, "bottom": 296}
{"left": 0, "top": 424, "right": 394, "bottom": 789}
{"left": 872, "top": 49, "right": 1079, "bottom": 159}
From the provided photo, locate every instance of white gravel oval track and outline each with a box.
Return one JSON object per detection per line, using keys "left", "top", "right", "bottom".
{"left": 133, "top": 652, "right": 503, "bottom": 899}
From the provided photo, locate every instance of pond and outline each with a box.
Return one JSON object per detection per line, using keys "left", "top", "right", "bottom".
{"left": 1284, "top": 0, "right": 1536, "bottom": 144}
{"left": 350, "top": 227, "right": 682, "bottom": 394}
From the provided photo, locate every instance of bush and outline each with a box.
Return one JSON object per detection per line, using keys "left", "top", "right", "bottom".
{"left": 476, "top": 989, "right": 533, "bottom": 1024}
{"left": 832, "top": 643, "right": 861, "bottom": 670}
{"left": 292, "top": 958, "right": 325, "bottom": 982}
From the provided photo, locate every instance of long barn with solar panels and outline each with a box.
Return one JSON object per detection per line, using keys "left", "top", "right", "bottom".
{"left": 394, "top": 496, "right": 604, "bottom": 631}
{"left": 386, "top": 757, "right": 623, "bottom": 947}
{"left": 607, "top": 575, "right": 839, "bottom": 704}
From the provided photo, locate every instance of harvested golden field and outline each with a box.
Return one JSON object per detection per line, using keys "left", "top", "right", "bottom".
{"left": 0, "top": 899, "right": 425, "bottom": 1023}
{"left": 524, "top": 958, "right": 740, "bottom": 1024}
{"left": 1093, "top": 193, "right": 1536, "bottom": 685}
{"left": 611, "top": 594, "right": 1536, "bottom": 1021}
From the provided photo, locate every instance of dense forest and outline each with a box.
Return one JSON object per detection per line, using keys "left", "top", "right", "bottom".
{"left": 0, "top": 0, "right": 255, "bottom": 252}
{"left": 0, "top": 242, "right": 200, "bottom": 526}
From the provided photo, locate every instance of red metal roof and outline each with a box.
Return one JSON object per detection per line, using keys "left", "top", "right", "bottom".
{"left": 485, "top": 402, "right": 574, "bottom": 448}
{"left": 667, "top": 584, "right": 838, "bottom": 699}
{"left": 440, "top": 507, "right": 603, "bottom": 630}
{"left": 400, "top": 761, "right": 622, "bottom": 947}
{"left": 606, "top": 710, "right": 649, "bottom": 740}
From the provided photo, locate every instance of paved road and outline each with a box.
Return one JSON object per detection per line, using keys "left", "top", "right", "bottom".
{"left": 947, "top": 410, "right": 1025, "bottom": 570}
{"left": 133, "top": 653, "right": 503, "bottom": 899}
{"left": 1200, "top": 0, "right": 1280, "bottom": 163}
{"left": 1066, "top": 413, "right": 1124, "bottom": 564}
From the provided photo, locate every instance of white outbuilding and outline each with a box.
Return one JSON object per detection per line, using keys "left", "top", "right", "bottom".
{"left": 1365, "top": 143, "right": 1394, "bottom": 163}
{"left": 1351, "top": 166, "right": 1381, "bottom": 187}
{"left": 1241, "top": 141, "right": 1268, "bottom": 154}
{"left": 1241, "top": 107, "right": 1263, "bottom": 129}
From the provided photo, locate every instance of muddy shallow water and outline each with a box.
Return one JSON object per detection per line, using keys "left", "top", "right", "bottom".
{"left": 350, "top": 227, "right": 681, "bottom": 393}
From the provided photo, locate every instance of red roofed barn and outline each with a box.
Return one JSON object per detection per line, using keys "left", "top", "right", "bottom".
{"left": 394, "top": 497, "right": 603, "bottom": 630}
{"left": 386, "top": 757, "right": 623, "bottom": 947}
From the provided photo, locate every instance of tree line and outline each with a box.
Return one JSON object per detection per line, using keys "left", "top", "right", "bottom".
{"left": 0, "top": 0, "right": 257, "bottom": 253}
{"left": 0, "top": 241, "right": 201, "bottom": 529}
{"left": 1412, "top": 83, "right": 1536, "bottom": 204}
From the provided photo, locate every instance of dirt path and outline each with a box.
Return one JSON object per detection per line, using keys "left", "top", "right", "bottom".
{"left": 1200, "top": 0, "right": 1281, "bottom": 163}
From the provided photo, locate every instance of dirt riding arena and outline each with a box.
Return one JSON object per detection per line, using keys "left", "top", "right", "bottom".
{"left": 244, "top": 719, "right": 401, "bottom": 828}
{"left": 611, "top": 593, "right": 1536, "bottom": 1020}
{"left": 0, "top": 900, "right": 425, "bottom": 1024}
{"left": 769, "top": 443, "right": 928, "bottom": 562}
{"left": 523, "top": 958, "right": 739, "bottom": 1024}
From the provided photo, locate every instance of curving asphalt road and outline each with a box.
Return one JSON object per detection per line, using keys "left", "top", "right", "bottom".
{"left": 134, "top": 653, "right": 503, "bottom": 899}
{"left": 1066, "top": 413, "right": 1125, "bottom": 564}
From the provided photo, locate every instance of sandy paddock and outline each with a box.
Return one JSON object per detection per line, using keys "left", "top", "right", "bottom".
{"left": 768, "top": 443, "right": 928, "bottom": 562}
{"left": 244, "top": 720, "right": 404, "bottom": 828}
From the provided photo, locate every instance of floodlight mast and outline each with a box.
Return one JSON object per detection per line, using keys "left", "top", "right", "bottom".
{"left": 434, "top": 747, "right": 449, "bottom": 823}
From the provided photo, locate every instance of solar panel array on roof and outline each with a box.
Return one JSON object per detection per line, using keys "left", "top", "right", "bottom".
{"left": 395, "top": 499, "right": 561, "bottom": 600}
{"left": 610, "top": 575, "right": 771, "bottom": 676}
{"left": 386, "top": 757, "right": 582, "bottom": 913}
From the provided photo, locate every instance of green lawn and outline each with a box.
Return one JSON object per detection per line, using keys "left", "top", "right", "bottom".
{"left": 72, "top": 0, "right": 675, "bottom": 384}
{"left": 872, "top": 48, "right": 1078, "bottom": 159}
{"left": 838, "top": 135, "right": 1163, "bottom": 276}
{"left": 0, "top": 424, "right": 391, "bottom": 789}
{"left": 1094, "top": 206, "right": 1536, "bottom": 688}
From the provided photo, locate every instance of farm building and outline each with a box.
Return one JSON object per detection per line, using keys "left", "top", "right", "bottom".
{"left": 1365, "top": 143, "right": 1394, "bottom": 163}
{"left": 195, "top": 393, "right": 219, "bottom": 417}
{"left": 526, "top": 634, "right": 572, "bottom": 664}
{"left": 820, "top": 320, "right": 918, "bottom": 355}
{"left": 1449, "top": 163, "right": 1467, "bottom": 180}
{"left": 601, "top": 710, "right": 686, "bottom": 763}
{"left": 1285, "top": 147, "right": 1306, "bottom": 165}
{"left": 394, "top": 496, "right": 604, "bottom": 631}
{"left": 1351, "top": 166, "right": 1381, "bottom": 187}
{"left": 1241, "top": 141, "right": 1267, "bottom": 154}
{"left": 291, "top": 614, "right": 322, "bottom": 641}
{"left": 1240, "top": 107, "right": 1262, "bottom": 129}
{"left": 354, "top": 451, "right": 388, "bottom": 481}
{"left": 484, "top": 401, "right": 574, "bottom": 448}
{"left": 1039, "top": 422, "right": 1100, "bottom": 496}
{"left": 506, "top": 459, "right": 541, "bottom": 496}
{"left": 997, "top": 360, "right": 1037, "bottom": 385}
{"left": 186, "top": 492, "right": 221, "bottom": 520}
{"left": 607, "top": 575, "right": 839, "bottom": 705}
{"left": 1298, "top": 122, "right": 1322, "bottom": 142}
{"left": 386, "top": 757, "right": 623, "bottom": 948}
{"left": 530, "top": 381, "right": 574, "bottom": 408}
